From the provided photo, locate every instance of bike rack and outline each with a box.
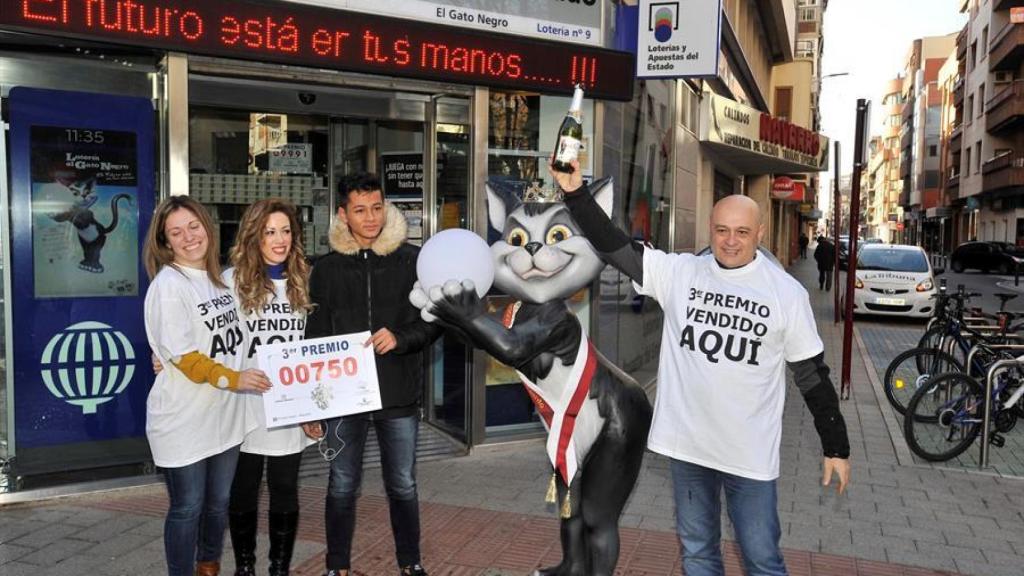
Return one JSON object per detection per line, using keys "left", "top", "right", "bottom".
{"left": 966, "top": 342, "right": 1024, "bottom": 375}
{"left": 981, "top": 353, "right": 1024, "bottom": 469}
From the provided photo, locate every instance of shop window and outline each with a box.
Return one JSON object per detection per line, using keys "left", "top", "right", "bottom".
{"left": 189, "top": 107, "right": 332, "bottom": 261}
{"left": 484, "top": 89, "right": 594, "bottom": 433}
{"left": 714, "top": 170, "right": 735, "bottom": 203}
{"left": 774, "top": 87, "right": 793, "bottom": 122}
{"left": 680, "top": 84, "right": 700, "bottom": 133}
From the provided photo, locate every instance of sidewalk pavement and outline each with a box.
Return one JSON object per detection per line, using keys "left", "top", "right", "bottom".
{"left": 4, "top": 255, "right": 1024, "bottom": 575}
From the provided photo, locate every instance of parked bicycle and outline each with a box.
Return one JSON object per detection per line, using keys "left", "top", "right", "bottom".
{"left": 883, "top": 287, "right": 1022, "bottom": 415}
{"left": 903, "top": 356, "right": 1024, "bottom": 461}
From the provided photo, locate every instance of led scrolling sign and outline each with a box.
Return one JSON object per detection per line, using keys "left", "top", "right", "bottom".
{"left": 2, "top": 0, "right": 635, "bottom": 100}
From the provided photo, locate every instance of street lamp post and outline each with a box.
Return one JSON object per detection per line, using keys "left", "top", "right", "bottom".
{"left": 841, "top": 99, "right": 871, "bottom": 401}
{"left": 820, "top": 72, "right": 850, "bottom": 325}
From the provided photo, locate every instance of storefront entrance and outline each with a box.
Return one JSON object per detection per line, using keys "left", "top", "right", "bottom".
{"left": 187, "top": 75, "right": 474, "bottom": 444}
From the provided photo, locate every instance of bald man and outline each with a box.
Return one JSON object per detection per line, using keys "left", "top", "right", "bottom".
{"left": 552, "top": 162, "right": 849, "bottom": 576}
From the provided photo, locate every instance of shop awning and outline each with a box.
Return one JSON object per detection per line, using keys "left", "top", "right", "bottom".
{"left": 700, "top": 92, "right": 829, "bottom": 174}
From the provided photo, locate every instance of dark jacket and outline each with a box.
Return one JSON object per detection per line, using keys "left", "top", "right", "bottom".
{"left": 814, "top": 240, "right": 835, "bottom": 271}
{"left": 306, "top": 203, "right": 441, "bottom": 418}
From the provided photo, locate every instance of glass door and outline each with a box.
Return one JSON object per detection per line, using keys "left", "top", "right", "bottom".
{"left": 424, "top": 96, "right": 472, "bottom": 443}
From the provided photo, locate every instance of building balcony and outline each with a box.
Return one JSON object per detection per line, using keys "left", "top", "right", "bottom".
{"left": 900, "top": 129, "right": 913, "bottom": 152}
{"left": 982, "top": 152, "right": 1024, "bottom": 192}
{"left": 902, "top": 99, "right": 915, "bottom": 122}
{"left": 989, "top": 22, "right": 1024, "bottom": 71}
{"left": 953, "top": 78, "right": 965, "bottom": 106}
{"left": 956, "top": 24, "right": 968, "bottom": 59}
{"left": 899, "top": 159, "right": 912, "bottom": 180}
{"left": 947, "top": 168, "right": 961, "bottom": 192}
{"left": 950, "top": 123, "right": 963, "bottom": 151}
{"left": 994, "top": 0, "right": 1024, "bottom": 11}
{"left": 986, "top": 80, "right": 1024, "bottom": 133}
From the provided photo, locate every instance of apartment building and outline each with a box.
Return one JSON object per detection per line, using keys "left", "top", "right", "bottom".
{"left": 862, "top": 77, "right": 906, "bottom": 242}
{"left": 899, "top": 34, "right": 957, "bottom": 250}
{"left": 938, "top": 50, "right": 961, "bottom": 252}
{"left": 951, "top": 0, "right": 1024, "bottom": 246}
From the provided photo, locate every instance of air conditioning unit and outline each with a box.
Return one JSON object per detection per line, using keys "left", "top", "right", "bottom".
{"left": 994, "top": 71, "right": 1013, "bottom": 84}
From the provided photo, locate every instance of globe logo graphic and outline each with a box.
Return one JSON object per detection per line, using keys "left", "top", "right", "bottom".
{"left": 654, "top": 8, "right": 674, "bottom": 43}
{"left": 40, "top": 321, "right": 136, "bottom": 414}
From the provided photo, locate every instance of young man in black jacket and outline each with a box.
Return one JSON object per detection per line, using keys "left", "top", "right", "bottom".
{"left": 306, "top": 172, "right": 440, "bottom": 576}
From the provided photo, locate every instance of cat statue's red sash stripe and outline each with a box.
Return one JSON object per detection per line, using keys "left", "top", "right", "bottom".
{"left": 503, "top": 301, "right": 597, "bottom": 485}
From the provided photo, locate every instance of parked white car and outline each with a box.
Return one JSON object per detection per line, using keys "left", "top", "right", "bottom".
{"left": 850, "top": 244, "right": 941, "bottom": 319}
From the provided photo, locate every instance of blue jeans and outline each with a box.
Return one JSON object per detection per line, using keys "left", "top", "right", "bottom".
{"left": 671, "top": 459, "right": 787, "bottom": 576}
{"left": 324, "top": 414, "right": 420, "bottom": 570}
{"left": 162, "top": 445, "right": 240, "bottom": 576}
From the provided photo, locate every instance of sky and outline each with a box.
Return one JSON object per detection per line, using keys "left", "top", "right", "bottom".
{"left": 818, "top": 0, "right": 967, "bottom": 206}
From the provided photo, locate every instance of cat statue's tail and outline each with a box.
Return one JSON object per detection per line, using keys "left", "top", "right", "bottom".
{"left": 98, "top": 193, "right": 134, "bottom": 234}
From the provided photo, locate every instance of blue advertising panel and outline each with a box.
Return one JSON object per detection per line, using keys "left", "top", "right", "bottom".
{"left": 9, "top": 88, "right": 155, "bottom": 454}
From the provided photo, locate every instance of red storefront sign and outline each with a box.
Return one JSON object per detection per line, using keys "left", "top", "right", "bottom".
{"left": 771, "top": 177, "right": 805, "bottom": 201}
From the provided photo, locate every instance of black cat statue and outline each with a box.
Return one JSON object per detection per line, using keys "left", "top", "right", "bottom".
{"left": 410, "top": 178, "right": 653, "bottom": 576}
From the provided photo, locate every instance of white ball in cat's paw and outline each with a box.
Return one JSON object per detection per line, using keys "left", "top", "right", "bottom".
{"left": 417, "top": 229, "right": 494, "bottom": 297}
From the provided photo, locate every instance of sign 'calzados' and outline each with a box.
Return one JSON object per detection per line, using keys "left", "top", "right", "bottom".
{"left": 701, "top": 92, "right": 830, "bottom": 173}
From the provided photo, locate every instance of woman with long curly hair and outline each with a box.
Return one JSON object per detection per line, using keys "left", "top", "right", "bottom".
{"left": 225, "top": 198, "right": 322, "bottom": 576}
{"left": 143, "top": 195, "right": 271, "bottom": 576}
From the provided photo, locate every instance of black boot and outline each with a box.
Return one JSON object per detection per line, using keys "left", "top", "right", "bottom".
{"left": 230, "top": 511, "right": 258, "bottom": 576}
{"left": 268, "top": 511, "right": 299, "bottom": 576}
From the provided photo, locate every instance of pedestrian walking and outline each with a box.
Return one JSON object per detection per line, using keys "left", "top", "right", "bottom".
{"left": 799, "top": 232, "right": 809, "bottom": 259}
{"left": 814, "top": 236, "right": 835, "bottom": 291}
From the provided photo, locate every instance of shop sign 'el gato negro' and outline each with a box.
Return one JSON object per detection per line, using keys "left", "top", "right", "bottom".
{"left": 701, "top": 92, "right": 829, "bottom": 173}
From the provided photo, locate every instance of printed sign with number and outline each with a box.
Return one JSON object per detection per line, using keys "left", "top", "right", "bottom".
{"left": 257, "top": 331, "right": 381, "bottom": 427}
{"left": 269, "top": 143, "right": 313, "bottom": 173}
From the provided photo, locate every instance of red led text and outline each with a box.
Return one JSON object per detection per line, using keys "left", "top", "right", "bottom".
{"left": 10, "top": 0, "right": 632, "bottom": 100}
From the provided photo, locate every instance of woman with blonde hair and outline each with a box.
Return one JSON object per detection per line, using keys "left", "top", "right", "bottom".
{"left": 143, "top": 195, "right": 270, "bottom": 576}
{"left": 225, "top": 198, "right": 321, "bottom": 576}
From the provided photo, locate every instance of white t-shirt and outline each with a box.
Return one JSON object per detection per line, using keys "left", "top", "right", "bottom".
{"left": 144, "top": 265, "right": 252, "bottom": 468}
{"left": 637, "top": 249, "right": 823, "bottom": 481}
{"left": 225, "top": 269, "right": 315, "bottom": 456}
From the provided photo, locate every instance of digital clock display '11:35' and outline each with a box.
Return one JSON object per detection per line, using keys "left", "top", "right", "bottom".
{"left": 5, "top": 0, "right": 635, "bottom": 101}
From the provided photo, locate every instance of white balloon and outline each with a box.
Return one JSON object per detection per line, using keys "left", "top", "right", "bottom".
{"left": 416, "top": 229, "right": 494, "bottom": 297}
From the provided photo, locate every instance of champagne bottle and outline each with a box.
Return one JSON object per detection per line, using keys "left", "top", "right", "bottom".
{"left": 551, "top": 85, "right": 584, "bottom": 173}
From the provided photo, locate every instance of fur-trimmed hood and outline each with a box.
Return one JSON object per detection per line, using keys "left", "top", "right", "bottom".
{"left": 328, "top": 202, "right": 408, "bottom": 256}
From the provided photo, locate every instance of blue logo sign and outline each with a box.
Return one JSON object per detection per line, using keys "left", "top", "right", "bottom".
{"left": 40, "top": 321, "right": 136, "bottom": 414}
{"left": 650, "top": 2, "right": 679, "bottom": 43}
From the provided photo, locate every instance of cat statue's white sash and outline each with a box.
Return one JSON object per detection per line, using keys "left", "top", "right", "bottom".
{"left": 504, "top": 301, "right": 597, "bottom": 485}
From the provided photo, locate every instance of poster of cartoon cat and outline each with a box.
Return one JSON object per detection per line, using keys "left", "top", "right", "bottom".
{"left": 30, "top": 126, "right": 139, "bottom": 298}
